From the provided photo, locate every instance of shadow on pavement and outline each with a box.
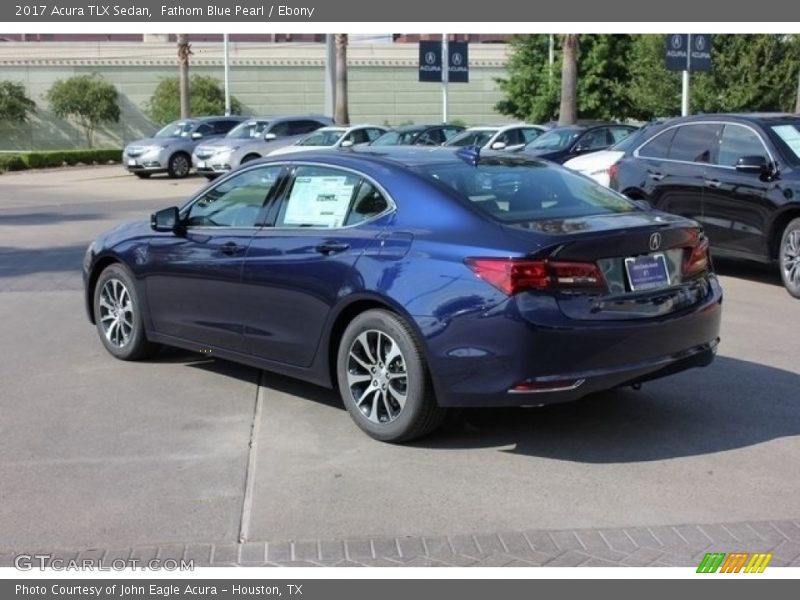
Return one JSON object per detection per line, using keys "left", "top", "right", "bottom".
{"left": 0, "top": 245, "right": 85, "bottom": 277}
{"left": 0, "top": 212, "right": 107, "bottom": 226}
{"left": 152, "top": 347, "right": 800, "bottom": 464}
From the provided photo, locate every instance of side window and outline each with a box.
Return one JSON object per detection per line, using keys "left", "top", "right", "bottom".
{"left": 610, "top": 127, "right": 634, "bottom": 143}
{"left": 290, "top": 120, "right": 324, "bottom": 135}
{"left": 269, "top": 122, "right": 292, "bottom": 137}
{"left": 366, "top": 128, "right": 385, "bottom": 142}
{"left": 717, "top": 124, "right": 769, "bottom": 167}
{"left": 442, "top": 127, "right": 462, "bottom": 141}
{"left": 185, "top": 166, "right": 282, "bottom": 228}
{"left": 417, "top": 129, "right": 443, "bottom": 145}
{"left": 277, "top": 166, "right": 361, "bottom": 228}
{"left": 348, "top": 129, "right": 371, "bottom": 145}
{"left": 579, "top": 128, "right": 611, "bottom": 151}
{"left": 213, "top": 120, "right": 239, "bottom": 135}
{"left": 668, "top": 123, "right": 722, "bottom": 163}
{"left": 345, "top": 181, "right": 390, "bottom": 226}
{"left": 638, "top": 128, "right": 676, "bottom": 159}
{"left": 195, "top": 123, "right": 214, "bottom": 136}
{"left": 521, "top": 128, "right": 542, "bottom": 143}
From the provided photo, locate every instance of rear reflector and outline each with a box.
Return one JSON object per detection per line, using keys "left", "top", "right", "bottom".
{"left": 509, "top": 379, "right": 586, "bottom": 394}
{"left": 465, "top": 257, "right": 607, "bottom": 295}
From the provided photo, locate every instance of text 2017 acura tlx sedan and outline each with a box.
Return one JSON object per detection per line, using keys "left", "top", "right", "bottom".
{"left": 83, "top": 147, "right": 723, "bottom": 442}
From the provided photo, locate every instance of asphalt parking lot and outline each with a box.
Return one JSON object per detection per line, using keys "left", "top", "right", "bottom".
{"left": 1, "top": 166, "right": 799, "bottom": 566}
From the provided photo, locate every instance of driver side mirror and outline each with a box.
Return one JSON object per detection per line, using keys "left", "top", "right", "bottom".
{"left": 151, "top": 206, "right": 181, "bottom": 232}
{"left": 191, "top": 132, "right": 203, "bottom": 140}
{"left": 264, "top": 132, "right": 277, "bottom": 141}
{"left": 340, "top": 139, "right": 354, "bottom": 148}
{"left": 491, "top": 141, "right": 507, "bottom": 150}
{"left": 735, "top": 155, "right": 771, "bottom": 175}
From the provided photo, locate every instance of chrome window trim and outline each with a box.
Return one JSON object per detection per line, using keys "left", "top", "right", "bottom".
{"left": 633, "top": 120, "right": 775, "bottom": 169}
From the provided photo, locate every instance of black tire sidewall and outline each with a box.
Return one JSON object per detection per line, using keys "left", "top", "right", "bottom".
{"left": 168, "top": 153, "right": 190, "bottom": 178}
{"left": 780, "top": 218, "right": 800, "bottom": 299}
{"left": 93, "top": 264, "right": 149, "bottom": 360}
{"left": 336, "top": 310, "right": 431, "bottom": 442}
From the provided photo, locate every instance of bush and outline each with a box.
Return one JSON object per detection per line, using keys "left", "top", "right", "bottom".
{"left": 0, "top": 149, "right": 122, "bottom": 173}
{"left": 147, "top": 75, "right": 242, "bottom": 124}
{"left": 45, "top": 74, "right": 120, "bottom": 148}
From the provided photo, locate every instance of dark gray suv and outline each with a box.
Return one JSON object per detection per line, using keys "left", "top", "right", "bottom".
{"left": 123, "top": 116, "right": 246, "bottom": 179}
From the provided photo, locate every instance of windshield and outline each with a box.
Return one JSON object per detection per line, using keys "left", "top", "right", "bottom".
{"left": 372, "top": 130, "right": 422, "bottom": 146}
{"left": 526, "top": 129, "right": 581, "bottom": 151}
{"left": 446, "top": 130, "right": 496, "bottom": 148}
{"left": 154, "top": 121, "right": 195, "bottom": 138}
{"left": 415, "top": 157, "right": 636, "bottom": 223}
{"left": 298, "top": 129, "right": 346, "bottom": 146}
{"left": 226, "top": 120, "right": 271, "bottom": 139}
{"left": 769, "top": 123, "right": 800, "bottom": 165}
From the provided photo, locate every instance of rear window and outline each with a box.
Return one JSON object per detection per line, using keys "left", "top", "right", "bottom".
{"left": 416, "top": 157, "right": 637, "bottom": 223}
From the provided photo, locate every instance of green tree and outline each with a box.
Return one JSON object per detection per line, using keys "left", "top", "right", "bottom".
{"left": 692, "top": 35, "right": 800, "bottom": 113}
{"left": 626, "top": 35, "right": 681, "bottom": 119}
{"left": 496, "top": 34, "right": 635, "bottom": 123}
{"left": 45, "top": 74, "right": 119, "bottom": 148}
{"left": 0, "top": 81, "right": 36, "bottom": 123}
{"left": 147, "top": 75, "right": 242, "bottom": 125}
{"left": 495, "top": 35, "right": 559, "bottom": 123}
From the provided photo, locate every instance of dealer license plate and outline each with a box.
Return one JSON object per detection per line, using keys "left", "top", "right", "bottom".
{"left": 624, "top": 253, "right": 670, "bottom": 291}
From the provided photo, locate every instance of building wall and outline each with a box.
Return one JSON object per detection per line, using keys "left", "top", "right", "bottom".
{"left": 0, "top": 42, "right": 513, "bottom": 151}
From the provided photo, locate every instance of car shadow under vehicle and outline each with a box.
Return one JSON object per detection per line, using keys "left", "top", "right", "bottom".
{"left": 713, "top": 256, "right": 782, "bottom": 287}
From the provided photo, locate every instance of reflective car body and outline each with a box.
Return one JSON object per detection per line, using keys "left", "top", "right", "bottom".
{"left": 192, "top": 115, "right": 333, "bottom": 177}
{"left": 444, "top": 124, "right": 545, "bottom": 152}
{"left": 521, "top": 123, "right": 638, "bottom": 164}
{"left": 371, "top": 124, "right": 465, "bottom": 146}
{"left": 123, "top": 116, "right": 247, "bottom": 177}
{"left": 84, "top": 148, "right": 722, "bottom": 410}
{"left": 268, "top": 125, "right": 389, "bottom": 156}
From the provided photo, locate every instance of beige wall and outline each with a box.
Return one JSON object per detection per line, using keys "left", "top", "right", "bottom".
{"left": 0, "top": 42, "right": 513, "bottom": 151}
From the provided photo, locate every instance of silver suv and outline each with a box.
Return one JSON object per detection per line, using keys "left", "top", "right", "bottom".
{"left": 192, "top": 115, "right": 333, "bottom": 178}
{"left": 123, "top": 116, "right": 246, "bottom": 179}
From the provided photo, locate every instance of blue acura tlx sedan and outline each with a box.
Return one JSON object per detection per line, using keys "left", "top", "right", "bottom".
{"left": 83, "top": 147, "right": 723, "bottom": 442}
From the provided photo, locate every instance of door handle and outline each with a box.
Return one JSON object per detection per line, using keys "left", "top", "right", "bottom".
{"left": 315, "top": 240, "right": 350, "bottom": 255}
{"left": 648, "top": 172, "right": 665, "bottom": 181}
{"left": 219, "top": 241, "right": 245, "bottom": 256}
{"left": 705, "top": 179, "right": 722, "bottom": 189}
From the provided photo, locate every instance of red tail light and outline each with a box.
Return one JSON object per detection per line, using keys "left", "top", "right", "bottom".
{"left": 465, "top": 257, "right": 607, "bottom": 295}
{"left": 608, "top": 162, "right": 620, "bottom": 182}
{"left": 683, "top": 235, "right": 711, "bottom": 278}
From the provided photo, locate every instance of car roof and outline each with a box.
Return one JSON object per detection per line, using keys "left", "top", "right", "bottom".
{"left": 663, "top": 112, "right": 800, "bottom": 126}
{"left": 193, "top": 115, "right": 247, "bottom": 122}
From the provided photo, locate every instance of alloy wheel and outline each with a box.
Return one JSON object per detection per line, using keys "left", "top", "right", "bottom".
{"left": 171, "top": 154, "right": 190, "bottom": 177}
{"left": 346, "top": 330, "right": 408, "bottom": 424}
{"left": 783, "top": 229, "right": 800, "bottom": 289}
{"left": 98, "top": 278, "right": 133, "bottom": 348}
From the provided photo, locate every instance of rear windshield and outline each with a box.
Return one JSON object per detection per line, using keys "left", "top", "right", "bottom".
{"left": 415, "top": 157, "right": 637, "bottom": 223}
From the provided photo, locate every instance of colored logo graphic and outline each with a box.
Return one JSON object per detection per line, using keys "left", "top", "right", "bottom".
{"left": 697, "top": 552, "right": 772, "bottom": 573}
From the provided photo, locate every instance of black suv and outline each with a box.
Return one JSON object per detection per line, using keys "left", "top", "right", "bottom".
{"left": 611, "top": 114, "right": 800, "bottom": 298}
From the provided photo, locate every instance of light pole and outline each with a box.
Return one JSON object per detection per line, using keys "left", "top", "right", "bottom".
{"left": 223, "top": 33, "right": 231, "bottom": 115}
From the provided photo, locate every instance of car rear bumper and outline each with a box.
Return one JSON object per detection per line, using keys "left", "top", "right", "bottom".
{"left": 425, "top": 277, "right": 723, "bottom": 407}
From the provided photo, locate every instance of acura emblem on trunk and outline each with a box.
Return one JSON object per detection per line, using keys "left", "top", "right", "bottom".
{"left": 649, "top": 232, "right": 662, "bottom": 251}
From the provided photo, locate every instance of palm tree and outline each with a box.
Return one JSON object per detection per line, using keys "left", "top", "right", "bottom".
{"left": 558, "top": 34, "right": 578, "bottom": 125}
{"left": 177, "top": 34, "right": 192, "bottom": 119}
{"left": 334, "top": 34, "right": 349, "bottom": 125}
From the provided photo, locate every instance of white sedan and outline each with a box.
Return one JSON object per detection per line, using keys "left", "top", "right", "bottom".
{"left": 269, "top": 125, "right": 388, "bottom": 156}
{"left": 562, "top": 149, "right": 626, "bottom": 187}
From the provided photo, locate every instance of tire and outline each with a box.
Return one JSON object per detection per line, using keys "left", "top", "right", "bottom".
{"left": 336, "top": 309, "right": 446, "bottom": 443}
{"left": 93, "top": 264, "right": 159, "bottom": 361}
{"left": 134, "top": 172, "right": 151, "bottom": 179}
{"left": 779, "top": 217, "right": 800, "bottom": 299}
{"left": 167, "top": 152, "right": 191, "bottom": 178}
{"left": 240, "top": 154, "right": 260, "bottom": 164}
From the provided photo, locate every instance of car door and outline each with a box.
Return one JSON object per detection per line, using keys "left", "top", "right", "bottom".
{"left": 700, "top": 122, "right": 774, "bottom": 256}
{"left": 239, "top": 164, "right": 392, "bottom": 365}
{"left": 568, "top": 128, "right": 612, "bottom": 161}
{"left": 494, "top": 128, "right": 526, "bottom": 151}
{"left": 144, "top": 165, "right": 285, "bottom": 351}
{"left": 639, "top": 123, "right": 721, "bottom": 223}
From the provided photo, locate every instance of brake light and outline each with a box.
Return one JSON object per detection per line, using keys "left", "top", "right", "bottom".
{"left": 465, "top": 257, "right": 607, "bottom": 295}
{"left": 683, "top": 235, "right": 710, "bottom": 277}
{"left": 608, "top": 162, "right": 620, "bottom": 182}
